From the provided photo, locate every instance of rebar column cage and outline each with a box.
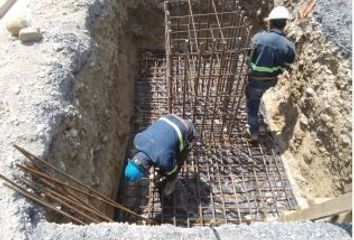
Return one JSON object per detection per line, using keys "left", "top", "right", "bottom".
{"left": 165, "top": 0, "right": 253, "bottom": 144}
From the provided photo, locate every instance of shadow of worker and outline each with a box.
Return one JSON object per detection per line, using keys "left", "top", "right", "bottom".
{"left": 273, "top": 100, "right": 298, "bottom": 154}
{"left": 154, "top": 176, "right": 211, "bottom": 226}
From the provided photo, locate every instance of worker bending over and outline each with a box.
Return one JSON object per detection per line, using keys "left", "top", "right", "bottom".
{"left": 246, "top": 6, "right": 295, "bottom": 140}
{"left": 124, "top": 114, "right": 195, "bottom": 196}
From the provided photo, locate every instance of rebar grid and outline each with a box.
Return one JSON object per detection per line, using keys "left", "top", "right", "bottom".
{"left": 116, "top": 51, "right": 297, "bottom": 227}
{"left": 164, "top": 0, "right": 253, "bottom": 144}
{"left": 117, "top": 0, "right": 296, "bottom": 227}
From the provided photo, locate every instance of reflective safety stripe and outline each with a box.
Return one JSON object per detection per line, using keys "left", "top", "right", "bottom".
{"left": 170, "top": 114, "right": 189, "bottom": 131}
{"left": 165, "top": 165, "right": 179, "bottom": 175}
{"left": 160, "top": 117, "right": 184, "bottom": 152}
{"left": 250, "top": 63, "right": 285, "bottom": 73}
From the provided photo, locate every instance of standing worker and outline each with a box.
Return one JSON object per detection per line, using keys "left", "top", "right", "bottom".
{"left": 246, "top": 6, "right": 295, "bottom": 141}
{"left": 124, "top": 114, "right": 195, "bottom": 196}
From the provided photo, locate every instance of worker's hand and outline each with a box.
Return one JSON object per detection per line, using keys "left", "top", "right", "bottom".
{"left": 154, "top": 171, "right": 167, "bottom": 183}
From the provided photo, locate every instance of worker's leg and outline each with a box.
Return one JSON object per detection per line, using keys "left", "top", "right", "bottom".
{"left": 246, "top": 85, "right": 265, "bottom": 134}
{"left": 163, "top": 146, "right": 189, "bottom": 196}
{"left": 163, "top": 171, "right": 179, "bottom": 196}
{"left": 245, "top": 79, "right": 277, "bottom": 135}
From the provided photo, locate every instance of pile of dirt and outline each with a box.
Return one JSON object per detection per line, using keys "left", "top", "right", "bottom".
{"left": 262, "top": 0, "right": 352, "bottom": 202}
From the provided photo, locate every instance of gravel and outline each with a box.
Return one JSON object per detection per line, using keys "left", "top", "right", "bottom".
{"left": 0, "top": 0, "right": 352, "bottom": 239}
{"left": 32, "top": 221, "right": 352, "bottom": 240}
{"left": 313, "top": 0, "right": 352, "bottom": 58}
{"left": 0, "top": 0, "right": 103, "bottom": 239}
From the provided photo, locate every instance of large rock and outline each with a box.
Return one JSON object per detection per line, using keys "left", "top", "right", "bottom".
{"left": 18, "top": 27, "right": 42, "bottom": 42}
{"left": 5, "top": 15, "right": 28, "bottom": 36}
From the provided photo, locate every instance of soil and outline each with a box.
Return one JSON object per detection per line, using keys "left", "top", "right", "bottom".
{"left": 0, "top": 0, "right": 351, "bottom": 239}
{"left": 262, "top": 0, "right": 352, "bottom": 203}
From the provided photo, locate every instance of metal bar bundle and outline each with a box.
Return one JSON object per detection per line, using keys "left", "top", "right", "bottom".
{"left": 0, "top": 145, "right": 154, "bottom": 225}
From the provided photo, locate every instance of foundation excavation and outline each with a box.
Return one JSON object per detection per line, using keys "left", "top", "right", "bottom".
{"left": 0, "top": 0, "right": 351, "bottom": 237}
{"left": 116, "top": 0, "right": 297, "bottom": 226}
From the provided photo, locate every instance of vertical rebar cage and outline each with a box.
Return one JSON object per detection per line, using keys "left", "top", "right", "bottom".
{"left": 164, "top": 0, "right": 253, "bottom": 145}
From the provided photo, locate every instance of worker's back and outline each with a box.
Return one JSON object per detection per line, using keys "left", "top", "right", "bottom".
{"left": 249, "top": 29, "right": 295, "bottom": 79}
{"left": 133, "top": 114, "right": 189, "bottom": 171}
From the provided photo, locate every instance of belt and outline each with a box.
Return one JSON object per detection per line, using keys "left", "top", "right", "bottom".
{"left": 249, "top": 76, "right": 278, "bottom": 81}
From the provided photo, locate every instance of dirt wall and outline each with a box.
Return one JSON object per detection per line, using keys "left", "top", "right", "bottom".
{"left": 46, "top": 0, "right": 165, "bottom": 218}
{"left": 262, "top": 0, "right": 352, "bottom": 202}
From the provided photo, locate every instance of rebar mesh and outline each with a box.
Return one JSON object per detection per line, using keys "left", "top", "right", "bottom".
{"left": 116, "top": 1, "right": 297, "bottom": 227}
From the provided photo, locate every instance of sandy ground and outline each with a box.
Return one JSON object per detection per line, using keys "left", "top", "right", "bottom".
{"left": 0, "top": 0, "right": 351, "bottom": 239}
{"left": 32, "top": 221, "right": 351, "bottom": 240}
{"left": 0, "top": 0, "right": 99, "bottom": 238}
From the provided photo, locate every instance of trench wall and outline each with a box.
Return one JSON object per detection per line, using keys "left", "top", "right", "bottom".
{"left": 262, "top": 0, "right": 352, "bottom": 201}
{"left": 46, "top": 0, "right": 165, "bottom": 217}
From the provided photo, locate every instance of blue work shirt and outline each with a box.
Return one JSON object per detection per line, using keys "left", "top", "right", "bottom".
{"left": 249, "top": 29, "right": 295, "bottom": 79}
{"left": 133, "top": 114, "right": 191, "bottom": 172}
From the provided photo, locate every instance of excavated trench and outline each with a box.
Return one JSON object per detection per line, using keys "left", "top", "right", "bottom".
{"left": 42, "top": 0, "right": 299, "bottom": 227}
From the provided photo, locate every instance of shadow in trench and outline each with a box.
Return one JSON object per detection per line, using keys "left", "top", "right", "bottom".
{"left": 272, "top": 100, "right": 299, "bottom": 154}
{"left": 114, "top": 173, "right": 211, "bottom": 227}
{"left": 153, "top": 176, "right": 211, "bottom": 226}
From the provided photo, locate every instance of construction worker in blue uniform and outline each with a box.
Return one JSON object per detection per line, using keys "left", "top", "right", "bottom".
{"left": 246, "top": 6, "right": 295, "bottom": 141}
{"left": 124, "top": 114, "right": 195, "bottom": 195}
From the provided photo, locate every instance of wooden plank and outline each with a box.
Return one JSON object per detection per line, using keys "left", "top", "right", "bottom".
{"left": 0, "top": 0, "right": 16, "bottom": 18}
{"left": 280, "top": 192, "right": 352, "bottom": 222}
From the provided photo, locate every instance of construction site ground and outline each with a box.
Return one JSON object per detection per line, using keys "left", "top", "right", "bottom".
{"left": 0, "top": 0, "right": 351, "bottom": 239}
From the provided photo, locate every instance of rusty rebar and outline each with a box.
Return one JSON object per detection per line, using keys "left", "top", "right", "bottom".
{"left": 119, "top": 0, "right": 297, "bottom": 227}
{"left": 12, "top": 147, "right": 154, "bottom": 224}
{"left": 0, "top": 173, "right": 85, "bottom": 225}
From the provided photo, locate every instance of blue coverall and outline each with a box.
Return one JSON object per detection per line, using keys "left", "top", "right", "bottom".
{"left": 133, "top": 114, "right": 192, "bottom": 176}
{"left": 246, "top": 28, "right": 295, "bottom": 134}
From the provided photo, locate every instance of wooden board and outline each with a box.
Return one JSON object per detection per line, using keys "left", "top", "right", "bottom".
{"left": 281, "top": 192, "right": 352, "bottom": 222}
{"left": 0, "top": 0, "right": 16, "bottom": 18}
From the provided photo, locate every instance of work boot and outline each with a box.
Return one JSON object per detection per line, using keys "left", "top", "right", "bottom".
{"left": 250, "top": 133, "right": 259, "bottom": 142}
{"left": 246, "top": 124, "right": 259, "bottom": 141}
{"left": 163, "top": 178, "right": 177, "bottom": 196}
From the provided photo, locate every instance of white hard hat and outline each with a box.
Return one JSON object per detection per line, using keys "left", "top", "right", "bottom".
{"left": 265, "top": 6, "right": 291, "bottom": 21}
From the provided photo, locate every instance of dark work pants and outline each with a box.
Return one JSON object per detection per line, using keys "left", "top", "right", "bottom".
{"left": 245, "top": 78, "right": 277, "bottom": 134}
{"left": 164, "top": 145, "right": 190, "bottom": 182}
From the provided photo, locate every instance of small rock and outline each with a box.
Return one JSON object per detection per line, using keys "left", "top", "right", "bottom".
{"left": 13, "top": 86, "right": 21, "bottom": 95}
{"left": 300, "top": 113, "right": 309, "bottom": 126}
{"left": 305, "top": 87, "right": 315, "bottom": 96}
{"left": 38, "top": 72, "right": 46, "bottom": 78}
{"left": 320, "top": 114, "right": 332, "bottom": 123}
{"left": 18, "top": 27, "right": 42, "bottom": 42}
{"left": 340, "top": 135, "right": 351, "bottom": 147}
{"left": 5, "top": 16, "right": 28, "bottom": 36}
{"left": 54, "top": 43, "right": 64, "bottom": 52}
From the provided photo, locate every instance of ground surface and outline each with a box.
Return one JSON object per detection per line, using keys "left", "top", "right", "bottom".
{"left": 32, "top": 221, "right": 352, "bottom": 240}
{"left": 0, "top": 0, "right": 351, "bottom": 239}
{"left": 0, "top": 0, "right": 97, "bottom": 238}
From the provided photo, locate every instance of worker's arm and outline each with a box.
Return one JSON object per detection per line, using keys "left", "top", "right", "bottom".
{"left": 246, "top": 34, "right": 257, "bottom": 60}
{"left": 285, "top": 43, "right": 296, "bottom": 67}
{"left": 247, "top": 33, "right": 260, "bottom": 64}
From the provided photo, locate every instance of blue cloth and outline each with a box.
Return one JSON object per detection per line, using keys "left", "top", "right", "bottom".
{"left": 124, "top": 159, "right": 147, "bottom": 181}
{"left": 246, "top": 79, "right": 277, "bottom": 134}
{"left": 249, "top": 29, "right": 295, "bottom": 79}
{"left": 133, "top": 114, "right": 191, "bottom": 172}
{"left": 246, "top": 28, "right": 295, "bottom": 134}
